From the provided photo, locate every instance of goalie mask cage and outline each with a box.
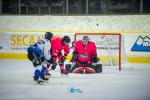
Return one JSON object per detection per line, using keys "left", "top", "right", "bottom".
{"left": 74, "top": 33, "right": 122, "bottom": 71}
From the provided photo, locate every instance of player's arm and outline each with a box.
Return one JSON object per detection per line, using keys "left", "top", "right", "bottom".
{"left": 63, "top": 44, "right": 70, "bottom": 56}
{"left": 43, "top": 40, "right": 51, "bottom": 61}
{"left": 59, "top": 44, "right": 70, "bottom": 64}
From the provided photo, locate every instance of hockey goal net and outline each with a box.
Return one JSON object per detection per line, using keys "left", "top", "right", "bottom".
{"left": 74, "top": 33, "right": 122, "bottom": 71}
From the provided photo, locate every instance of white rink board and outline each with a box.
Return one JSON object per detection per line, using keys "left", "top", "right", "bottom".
{"left": 0, "top": 32, "right": 149, "bottom": 59}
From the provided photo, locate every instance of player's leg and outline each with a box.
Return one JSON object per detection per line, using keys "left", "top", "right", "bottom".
{"left": 46, "top": 57, "right": 57, "bottom": 76}
{"left": 41, "top": 65, "right": 49, "bottom": 80}
{"left": 34, "top": 65, "right": 46, "bottom": 84}
{"left": 34, "top": 65, "right": 42, "bottom": 80}
{"left": 28, "top": 46, "right": 42, "bottom": 79}
{"left": 33, "top": 47, "right": 49, "bottom": 81}
{"left": 58, "top": 55, "right": 68, "bottom": 74}
{"left": 46, "top": 64, "right": 51, "bottom": 76}
{"left": 65, "top": 64, "right": 72, "bottom": 74}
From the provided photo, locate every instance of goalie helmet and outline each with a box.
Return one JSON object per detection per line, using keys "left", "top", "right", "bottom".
{"left": 82, "top": 36, "right": 89, "bottom": 46}
{"left": 45, "top": 32, "right": 53, "bottom": 40}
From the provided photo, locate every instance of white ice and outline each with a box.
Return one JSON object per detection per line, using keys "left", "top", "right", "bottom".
{"left": 0, "top": 59, "right": 150, "bottom": 100}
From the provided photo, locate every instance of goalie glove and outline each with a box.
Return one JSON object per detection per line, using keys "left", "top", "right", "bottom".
{"left": 91, "top": 54, "right": 99, "bottom": 63}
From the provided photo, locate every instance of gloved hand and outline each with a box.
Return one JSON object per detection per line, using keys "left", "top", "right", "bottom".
{"left": 92, "top": 57, "right": 100, "bottom": 63}
{"left": 47, "top": 56, "right": 54, "bottom": 64}
{"left": 51, "top": 62, "right": 57, "bottom": 70}
{"left": 59, "top": 56, "right": 66, "bottom": 64}
{"left": 41, "top": 56, "right": 45, "bottom": 62}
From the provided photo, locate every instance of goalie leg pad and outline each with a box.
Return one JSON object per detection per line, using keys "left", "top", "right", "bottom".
{"left": 83, "top": 64, "right": 96, "bottom": 74}
{"left": 69, "top": 64, "right": 84, "bottom": 74}
{"left": 95, "top": 64, "right": 102, "bottom": 73}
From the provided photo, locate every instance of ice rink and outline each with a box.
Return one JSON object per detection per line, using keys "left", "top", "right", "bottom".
{"left": 0, "top": 59, "right": 150, "bottom": 100}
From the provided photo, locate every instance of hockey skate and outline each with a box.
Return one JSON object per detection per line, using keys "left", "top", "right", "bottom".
{"left": 33, "top": 76, "right": 44, "bottom": 85}
{"left": 37, "top": 79, "right": 45, "bottom": 85}
{"left": 40, "top": 74, "right": 49, "bottom": 83}
{"left": 60, "top": 69, "right": 69, "bottom": 77}
{"left": 46, "top": 72, "right": 51, "bottom": 78}
{"left": 40, "top": 74, "right": 49, "bottom": 80}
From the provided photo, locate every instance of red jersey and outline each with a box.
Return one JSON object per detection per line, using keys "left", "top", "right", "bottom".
{"left": 74, "top": 40, "right": 97, "bottom": 63}
{"left": 51, "top": 37, "right": 70, "bottom": 57}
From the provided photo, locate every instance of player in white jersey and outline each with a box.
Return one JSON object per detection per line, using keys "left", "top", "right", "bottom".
{"left": 27, "top": 32, "right": 53, "bottom": 84}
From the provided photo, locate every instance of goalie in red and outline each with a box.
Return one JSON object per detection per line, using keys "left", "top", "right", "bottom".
{"left": 65, "top": 36, "right": 102, "bottom": 74}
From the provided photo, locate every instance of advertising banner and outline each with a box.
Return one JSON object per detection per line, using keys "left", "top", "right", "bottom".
{"left": 0, "top": 32, "right": 75, "bottom": 53}
{"left": 124, "top": 33, "right": 150, "bottom": 57}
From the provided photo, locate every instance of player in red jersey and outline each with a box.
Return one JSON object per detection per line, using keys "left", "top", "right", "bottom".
{"left": 46, "top": 35, "right": 71, "bottom": 75}
{"left": 65, "top": 36, "right": 102, "bottom": 74}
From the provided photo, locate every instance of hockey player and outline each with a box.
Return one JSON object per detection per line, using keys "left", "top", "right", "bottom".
{"left": 27, "top": 32, "right": 53, "bottom": 84}
{"left": 66, "top": 35, "right": 102, "bottom": 74}
{"left": 46, "top": 35, "right": 71, "bottom": 75}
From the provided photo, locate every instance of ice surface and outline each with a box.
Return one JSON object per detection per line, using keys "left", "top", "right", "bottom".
{"left": 0, "top": 59, "right": 150, "bottom": 100}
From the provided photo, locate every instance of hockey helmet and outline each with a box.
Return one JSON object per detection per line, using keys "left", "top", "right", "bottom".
{"left": 62, "top": 36, "right": 71, "bottom": 43}
{"left": 45, "top": 32, "right": 53, "bottom": 40}
{"left": 82, "top": 35, "right": 89, "bottom": 46}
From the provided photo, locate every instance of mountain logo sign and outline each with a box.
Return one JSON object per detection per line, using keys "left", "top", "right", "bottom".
{"left": 131, "top": 35, "right": 150, "bottom": 52}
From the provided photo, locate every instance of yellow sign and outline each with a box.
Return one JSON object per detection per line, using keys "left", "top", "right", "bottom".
{"left": 11, "top": 34, "right": 44, "bottom": 47}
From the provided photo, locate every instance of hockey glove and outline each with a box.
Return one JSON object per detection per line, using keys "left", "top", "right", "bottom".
{"left": 40, "top": 56, "right": 45, "bottom": 63}
{"left": 91, "top": 54, "right": 99, "bottom": 63}
{"left": 59, "top": 56, "right": 66, "bottom": 64}
{"left": 51, "top": 62, "right": 57, "bottom": 70}
{"left": 47, "top": 56, "right": 54, "bottom": 64}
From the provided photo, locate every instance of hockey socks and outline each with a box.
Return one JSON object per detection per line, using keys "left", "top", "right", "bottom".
{"left": 41, "top": 66, "right": 46, "bottom": 75}
{"left": 34, "top": 69, "right": 40, "bottom": 80}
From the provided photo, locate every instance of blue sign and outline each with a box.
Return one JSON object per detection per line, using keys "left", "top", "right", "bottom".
{"left": 67, "top": 87, "right": 82, "bottom": 93}
{"left": 131, "top": 35, "right": 150, "bottom": 52}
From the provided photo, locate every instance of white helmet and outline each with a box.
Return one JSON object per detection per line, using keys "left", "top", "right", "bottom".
{"left": 82, "top": 36, "right": 89, "bottom": 46}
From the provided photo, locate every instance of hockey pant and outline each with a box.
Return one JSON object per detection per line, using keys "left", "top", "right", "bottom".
{"left": 27, "top": 46, "right": 45, "bottom": 67}
{"left": 27, "top": 46, "right": 46, "bottom": 80}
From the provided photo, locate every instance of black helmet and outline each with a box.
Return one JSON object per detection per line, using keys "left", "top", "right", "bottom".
{"left": 45, "top": 32, "right": 53, "bottom": 40}
{"left": 62, "top": 36, "right": 70, "bottom": 43}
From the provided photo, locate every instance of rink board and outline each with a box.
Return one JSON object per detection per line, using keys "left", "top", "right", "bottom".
{"left": 0, "top": 31, "right": 150, "bottom": 63}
